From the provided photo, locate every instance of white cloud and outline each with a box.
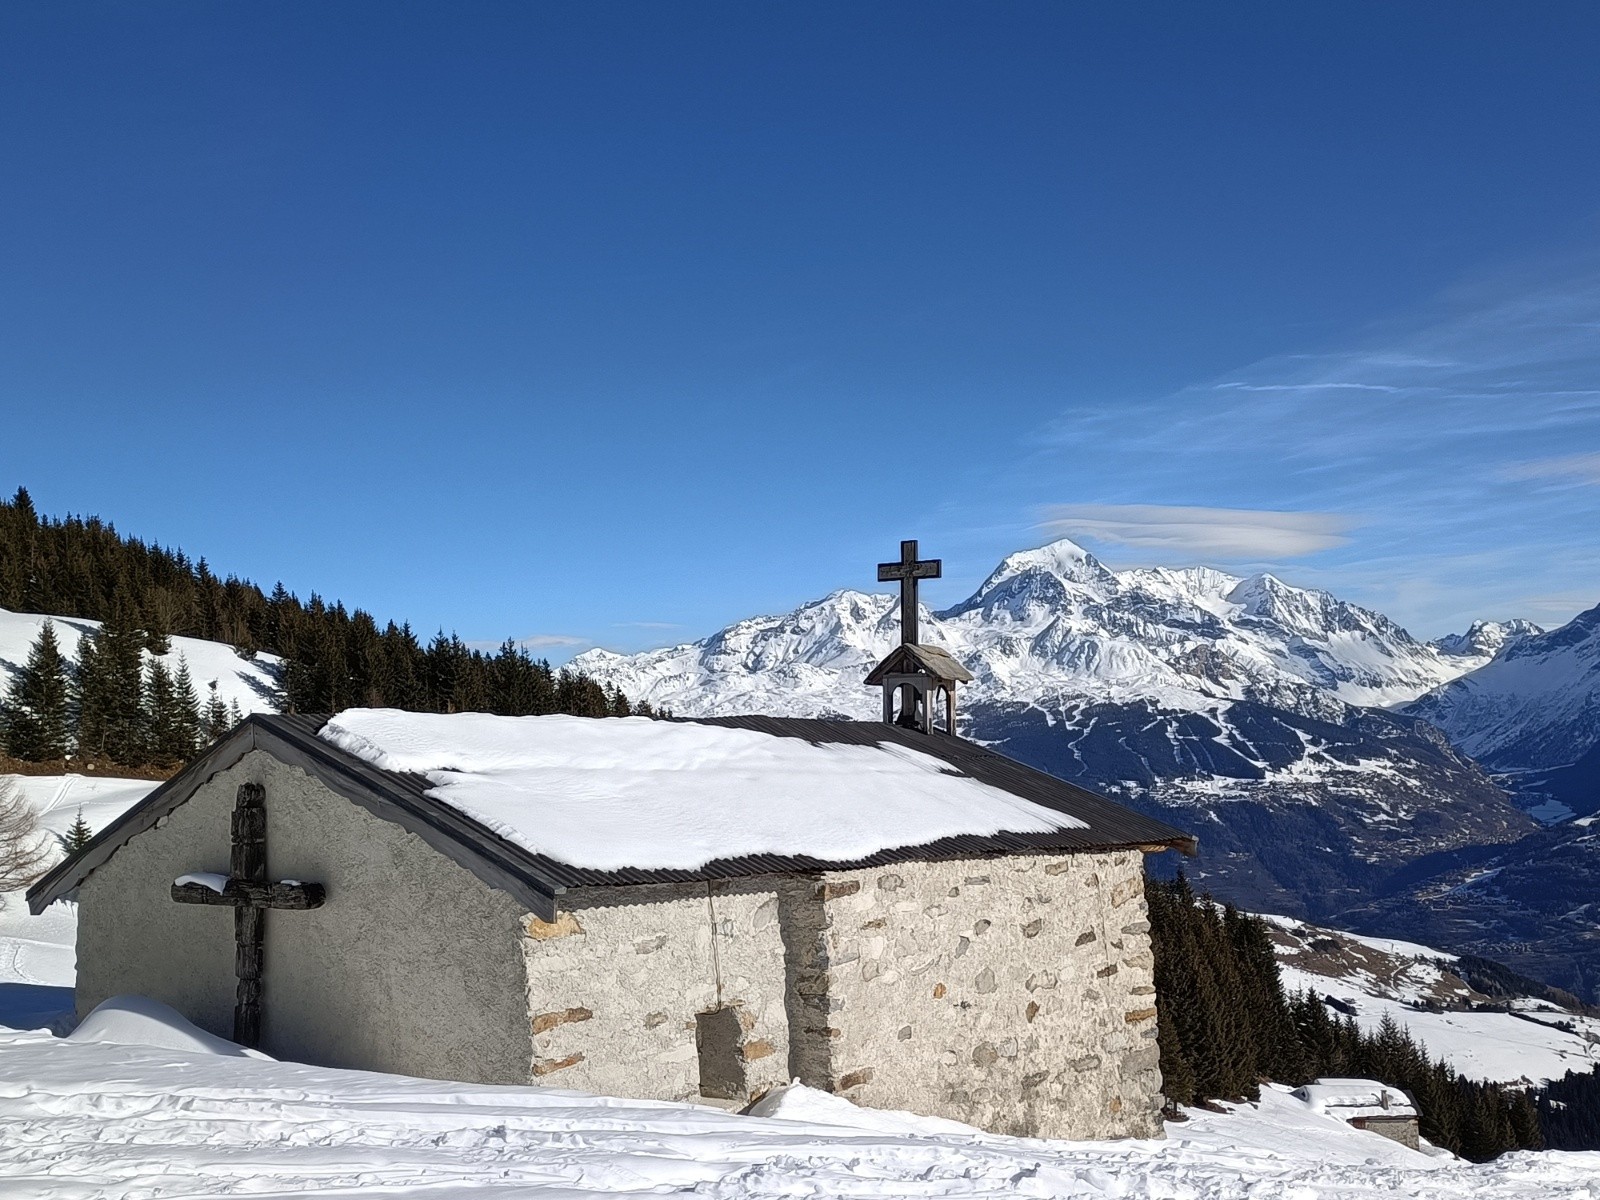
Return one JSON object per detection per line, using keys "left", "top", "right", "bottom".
{"left": 1037, "top": 504, "right": 1356, "bottom": 559}
{"left": 1502, "top": 452, "right": 1600, "bottom": 486}
{"left": 465, "top": 634, "right": 590, "bottom": 652}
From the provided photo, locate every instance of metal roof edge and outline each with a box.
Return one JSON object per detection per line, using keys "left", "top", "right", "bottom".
{"left": 25, "top": 719, "right": 265, "bottom": 914}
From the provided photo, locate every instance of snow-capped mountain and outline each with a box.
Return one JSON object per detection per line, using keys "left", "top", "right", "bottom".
{"left": 575, "top": 540, "right": 1535, "bottom": 928}
{"left": 1431, "top": 620, "right": 1543, "bottom": 662}
{"left": 573, "top": 538, "right": 1496, "bottom": 722}
{"left": 1404, "top": 602, "right": 1600, "bottom": 771}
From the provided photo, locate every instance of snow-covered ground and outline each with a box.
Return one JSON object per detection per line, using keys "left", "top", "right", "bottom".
{"left": 4, "top": 777, "right": 1599, "bottom": 1196}
{"left": 0, "top": 605, "right": 280, "bottom": 719}
{"left": 5, "top": 1015, "right": 1599, "bottom": 1199}
{"left": 1267, "top": 914, "right": 1600, "bottom": 1085}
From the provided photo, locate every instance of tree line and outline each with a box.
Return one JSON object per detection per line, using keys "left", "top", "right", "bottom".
{"left": 0, "top": 488, "right": 642, "bottom": 769}
{"left": 1147, "top": 875, "right": 1544, "bottom": 1161}
{"left": 1, "top": 610, "right": 238, "bottom": 769}
{"left": 1538, "top": 1065, "right": 1600, "bottom": 1151}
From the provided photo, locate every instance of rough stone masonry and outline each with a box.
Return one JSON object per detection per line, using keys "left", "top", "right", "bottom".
{"left": 523, "top": 848, "right": 1163, "bottom": 1139}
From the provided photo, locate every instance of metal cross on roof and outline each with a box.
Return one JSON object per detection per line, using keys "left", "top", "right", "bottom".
{"left": 877, "top": 539, "right": 941, "bottom": 646}
{"left": 171, "top": 783, "right": 325, "bottom": 1048}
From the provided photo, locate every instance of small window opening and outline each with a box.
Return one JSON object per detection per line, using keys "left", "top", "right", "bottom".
{"left": 696, "top": 1006, "right": 746, "bottom": 1100}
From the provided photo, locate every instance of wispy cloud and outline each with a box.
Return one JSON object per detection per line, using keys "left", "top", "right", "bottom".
{"left": 465, "top": 634, "right": 590, "bottom": 652}
{"left": 1501, "top": 451, "right": 1600, "bottom": 486}
{"left": 1038, "top": 504, "right": 1355, "bottom": 559}
{"left": 1018, "top": 252, "right": 1600, "bottom": 633}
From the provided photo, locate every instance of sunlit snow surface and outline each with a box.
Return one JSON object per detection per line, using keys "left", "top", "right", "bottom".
{"left": 4, "top": 1032, "right": 1600, "bottom": 1199}
{"left": 1265, "top": 914, "right": 1600, "bottom": 1085}
{"left": 320, "top": 708, "right": 1087, "bottom": 872}
{"left": 0, "top": 607, "right": 280, "bottom": 720}
{"left": 4, "top": 778, "right": 1600, "bottom": 1196}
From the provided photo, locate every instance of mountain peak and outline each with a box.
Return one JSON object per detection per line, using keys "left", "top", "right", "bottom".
{"left": 942, "top": 538, "right": 1119, "bottom": 621}
{"left": 1433, "top": 619, "right": 1544, "bottom": 661}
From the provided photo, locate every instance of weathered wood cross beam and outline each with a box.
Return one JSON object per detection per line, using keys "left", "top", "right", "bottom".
{"left": 877, "top": 538, "right": 941, "bottom": 647}
{"left": 171, "top": 782, "right": 325, "bottom": 1048}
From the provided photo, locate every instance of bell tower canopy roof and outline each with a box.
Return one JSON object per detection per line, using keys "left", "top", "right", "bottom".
{"left": 864, "top": 643, "right": 973, "bottom": 687}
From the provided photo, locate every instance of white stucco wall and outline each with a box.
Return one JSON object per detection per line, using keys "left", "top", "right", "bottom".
{"left": 74, "top": 750, "right": 535, "bottom": 1084}
{"left": 521, "top": 880, "right": 792, "bottom": 1104}
{"left": 803, "top": 851, "right": 1165, "bottom": 1139}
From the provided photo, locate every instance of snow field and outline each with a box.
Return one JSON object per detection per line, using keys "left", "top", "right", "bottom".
{"left": 5, "top": 1026, "right": 1600, "bottom": 1199}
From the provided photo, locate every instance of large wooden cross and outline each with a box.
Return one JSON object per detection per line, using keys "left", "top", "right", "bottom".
{"left": 877, "top": 538, "right": 941, "bottom": 646}
{"left": 171, "top": 783, "right": 325, "bottom": 1048}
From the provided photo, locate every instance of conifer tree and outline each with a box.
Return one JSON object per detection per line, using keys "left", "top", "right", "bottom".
{"left": 74, "top": 598, "right": 148, "bottom": 765}
{"left": 171, "top": 659, "right": 202, "bottom": 753}
{"left": 0, "top": 490, "right": 634, "bottom": 724}
{"left": 2, "top": 620, "right": 73, "bottom": 760}
{"left": 60, "top": 808, "right": 93, "bottom": 854}
{"left": 202, "top": 681, "right": 232, "bottom": 740}
{"left": 144, "top": 659, "right": 201, "bottom": 765}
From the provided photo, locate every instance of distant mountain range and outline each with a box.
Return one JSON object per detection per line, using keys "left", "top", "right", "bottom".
{"left": 576, "top": 539, "right": 1600, "bottom": 1000}
{"left": 575, "top": 539, "right": 1534, "bottom": 720}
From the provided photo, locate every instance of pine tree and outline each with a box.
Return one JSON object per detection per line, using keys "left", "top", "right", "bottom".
{"left": 202, "top": 681, "right": 232, "bottom": 740}
{"left": 2, "top": 620, "right": 73, "bottom": 760}
{"left": 74, "top": 597, "right": 149, "bottom": 765}
{"left": 171, "top": 659, "right": 202, "bottom": 753}
{"left": 144, "top": 659, "right": 201, "bottom": 765}
{"left": 60, "top": 808, "right": 93, "bottom": 854}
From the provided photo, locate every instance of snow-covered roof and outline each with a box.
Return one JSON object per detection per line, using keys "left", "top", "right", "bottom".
{"left": 1292, "top": 1079, "right": 1417, "bottom": 1120}
{"left": 318, "top": 709, "right": 1085, "bottom": 872}
{"left": 27, "top": 710, "right": 1194, "bottom": 921}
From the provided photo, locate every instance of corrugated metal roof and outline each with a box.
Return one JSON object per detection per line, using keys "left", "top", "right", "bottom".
{"left": 28, "top": 712, "right": 1194, "bottom": 919}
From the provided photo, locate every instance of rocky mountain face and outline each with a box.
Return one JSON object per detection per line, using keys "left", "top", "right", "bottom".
{"left": 1405, "top": 602, "right": 1600, "bottom": 771}
{"left": 575, "top": 539, "right": 1542, "bottom": 950}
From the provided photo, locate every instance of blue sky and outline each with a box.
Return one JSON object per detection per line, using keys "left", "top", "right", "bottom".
{"left": 2, "top": 2, "right": 1597, "bottom": 658}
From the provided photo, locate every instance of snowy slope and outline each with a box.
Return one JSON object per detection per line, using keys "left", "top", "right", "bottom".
{"left": 1405, "top": 602, "right": 1600, "bottom": 770}
{"left": 8, "top": 1022, "right": 1600, "bottom": 1198}
{"left": 573, "top": 539, "right": 1502, "bottom": 721}
{"left": 0, "top": 606, "right": 281, "bottom": 720}
{"left": 1265, "top": 915, "right": 1600, "bottom": 1086}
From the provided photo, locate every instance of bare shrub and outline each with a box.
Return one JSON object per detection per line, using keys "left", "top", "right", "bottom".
{"left": 0, "top": 776, "right": 52, "bottom": 900}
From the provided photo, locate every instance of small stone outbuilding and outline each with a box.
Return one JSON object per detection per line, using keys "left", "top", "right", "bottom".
{"left": 30, "top": 707, "right": 1193, "bottom": 1140}
{"left": 1293, "top": 1078, "right": 1421, "bottom": 1148}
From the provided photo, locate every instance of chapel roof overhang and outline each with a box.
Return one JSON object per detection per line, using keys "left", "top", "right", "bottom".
{"left": 26, "top": 712, "right": 1196, "bottom": 921}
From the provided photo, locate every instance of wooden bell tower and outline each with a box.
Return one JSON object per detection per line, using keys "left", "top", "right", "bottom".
{"left": 864, "top": 540, "right": 973, "bottom": 734}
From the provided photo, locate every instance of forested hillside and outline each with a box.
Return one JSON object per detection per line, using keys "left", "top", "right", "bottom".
{"left": 0, "top": 488, "right": 637, "bottom": 769}
{"left": 1148, "top": 877, "right": 1546, "bottom": 1160}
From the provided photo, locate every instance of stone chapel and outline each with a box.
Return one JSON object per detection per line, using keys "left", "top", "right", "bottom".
{"left": 28, "top": 542, "right": 1194, "bottom": 1140}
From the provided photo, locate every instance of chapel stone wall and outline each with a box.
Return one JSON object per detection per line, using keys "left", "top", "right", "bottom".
{"left": 798, "top": 849, "right": 1165, "bottom": 1139}
{"left": 521, "top": 879, "right": 792, "bottom": 1105}
{"left": 75, "top": 751, "right": 535, "bottom": 1085}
